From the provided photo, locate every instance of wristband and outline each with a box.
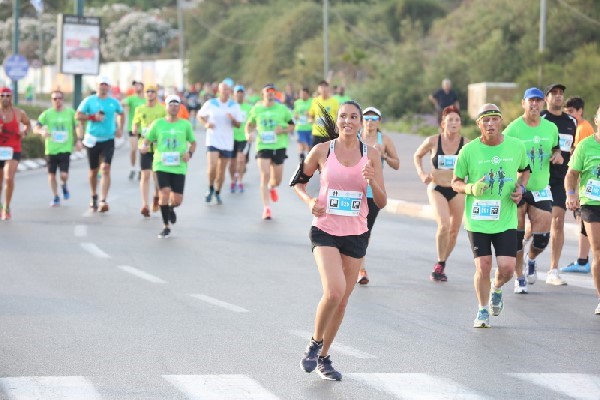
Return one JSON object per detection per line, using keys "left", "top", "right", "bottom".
{"left": 567, "top": 190, "right": 576, "bottom": 195}
{"left": 188, "top": 151, "right": 193, "bottom": 159}
{"left": 88, "top": 115, "right": 99, "bottom": 122}
{"left": 520, "top": 184, "right": 526, "bottom": 194}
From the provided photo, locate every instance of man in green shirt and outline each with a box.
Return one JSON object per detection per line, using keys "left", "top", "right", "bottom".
{"left": 504, "top": 88, "right": 565, "bottom": 292}
{"left": 294, "top": 87, "right": 313, "bottom": 161}
{"left": 246, "top": 83, "right": 294, "bottom": 220}
{"left": 34, "top": 90, "right": 79, "bottom": 207}
{"left": 122, "top": 80, "right": 146, "bottom": 180}
{"left": 132, "top": 84, "right": 166, "bottom": 217}
{"left": 230, "top": 85, "right": 253, "bottom": 194}
{"left": 565, "top": 105, "right": 600, "bottom": 315}
{"left": 453, "top": 104, "right": 530, "bottom": 328}
{"left": 141, "top": 95, "right": 196, "bottom": 239}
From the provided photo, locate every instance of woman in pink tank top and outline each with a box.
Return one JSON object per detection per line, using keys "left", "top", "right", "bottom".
{"left": 291, "top": 101, "right": 386, "bottom": 381}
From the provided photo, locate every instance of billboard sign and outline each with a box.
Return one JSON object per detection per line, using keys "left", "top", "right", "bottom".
{"left": 57, "top": 14, "right": 101, "bottom": 75}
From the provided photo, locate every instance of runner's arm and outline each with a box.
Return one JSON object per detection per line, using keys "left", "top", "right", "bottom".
{"left": 365, "top": 149, "right": 387, "bottom": 209}
{"left": 18, "top": 109, "right": 31, "bottom": 137}
{"left": 413, "top": 136, "right": 434, "bottom": 184}
{"left": 293, "top": 143, "right": 324, "bottom": 206}
{"left": 382, "top": 134, "right": 400, "bottom": 170}
{"left": 565, "top": 167, "right": 581, "bottom": 211}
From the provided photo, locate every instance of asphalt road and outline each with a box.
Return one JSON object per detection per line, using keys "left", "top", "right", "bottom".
{"left": 1, "top": 132, "right": 598, "bottom": 400}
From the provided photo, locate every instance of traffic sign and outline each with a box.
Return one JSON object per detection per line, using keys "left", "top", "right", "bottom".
{"left": 3, "top": 54, "right": 29, "bottom": 80}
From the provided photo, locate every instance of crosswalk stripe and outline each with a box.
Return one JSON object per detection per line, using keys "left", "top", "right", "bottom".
{"left": 509, "top": 373, "right": 600, "bottom": 400}
{"left": 0, "top": 376, "right": 101, "bottom": 400}
{"left": 163, "top": 374, "right": 279, "bottom": 400}
{"left": 348, "top": 373, "right": 488, "bottom": 399}
{"left": 288, "top": 330, "right": 376, "bottom": 359}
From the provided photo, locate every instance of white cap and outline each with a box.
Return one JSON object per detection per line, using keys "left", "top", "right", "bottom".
{"left": 165, "top": 94, "right": 181, "bottom": 104}
{"left": 362, "top": 106, "right": 381, "bottom": 117}
{"left": 96, "top": 75, "right": 111, "bottom": 86}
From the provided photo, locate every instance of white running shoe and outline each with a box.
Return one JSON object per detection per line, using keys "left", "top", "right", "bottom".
{"left": 514, "top": 277, "right": 528, "bottom": 294}
{"left": 545, "top": 269, "right": 567, "bottom": 286}
{"left": 595, "top": 300, "right": 600, "bottom": 315}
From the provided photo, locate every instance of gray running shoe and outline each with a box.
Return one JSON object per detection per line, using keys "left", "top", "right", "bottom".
{"left": 300, "top": 338, "right": 322, "bottom": 373}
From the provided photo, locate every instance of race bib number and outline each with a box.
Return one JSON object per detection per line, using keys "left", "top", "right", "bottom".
{"left": 161, "top": 152, "right": 180, "bottom": 166}
{"left": 51, "top": 130, "right": 68, "bottom": 143}
{"left": 585, "top": 179, "right": 600, "bottom": 201}
{"left": 298, "top": 115, "right": 308, "bottom": 124}
{"left": 437, "top": 155, "right": 457, "bottom": 170}
{"left": 260, "top": 131, "right": 276, "bottom": 144}
{"left": 327, "top": 189, "right": 362, "bottom": 217}
{"left": 471, "top": 200, "right": 501, "bottom": 221}
{"left": 82, "top": 134, "right": 96, "bottom": 148}
{"left": 0, "top": 146, "right": 13, "bottom": 161}
{"left": 559, "top": 134, "right": 573, "bottom": 152}
{"left": 532, "top": 186, "right": 553, "bottom": 202}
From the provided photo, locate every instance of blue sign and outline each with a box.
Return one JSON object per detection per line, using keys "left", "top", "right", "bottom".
{"left": 3, "top": 55, "right": 29, "bottom": 81}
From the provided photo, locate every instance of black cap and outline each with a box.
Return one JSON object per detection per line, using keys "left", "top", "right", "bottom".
{"left": 544, "top": 83, "right": 566, "bottom": 96}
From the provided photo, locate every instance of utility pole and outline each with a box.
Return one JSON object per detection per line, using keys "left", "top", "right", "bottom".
{"left": 177, "top": 0, "right": 185, "bottom": 89}
{"left": 323, "top": 0, "right": 329, "bottom": 81}
{"left": 73, "top": 0, "right": 84, "bottom": 109}
{"left": 538, "top": 0, "right": 547, "bottom": 87}
{"left": 12, "top": 0, "right": 19, "bottom": 103}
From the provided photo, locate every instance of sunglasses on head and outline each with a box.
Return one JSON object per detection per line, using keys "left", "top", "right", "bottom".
{"left": 364, "top": 115, "right": 380, "bottom": 121}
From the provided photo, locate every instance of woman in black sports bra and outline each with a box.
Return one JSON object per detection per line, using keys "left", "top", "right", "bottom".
{"left": 413, "top": 105, "right": 469, "bottom": 282}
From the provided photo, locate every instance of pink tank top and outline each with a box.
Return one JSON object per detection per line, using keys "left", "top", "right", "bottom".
{"left": 313, "top": 139, "right": 369, "bottom": 236}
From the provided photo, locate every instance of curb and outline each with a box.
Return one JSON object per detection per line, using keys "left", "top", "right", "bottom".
{"left": 383, "top": 198, "right": 581, "bottom": 242}
{"left": 16, "top": 137, "right": 126, "bottom": 173}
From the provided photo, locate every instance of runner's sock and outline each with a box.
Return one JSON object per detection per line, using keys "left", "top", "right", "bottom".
{"left": 160, "top": 205, "right": 169, "bottom": 225}
{"left": 438, "top": 261, "right": 446, "bottom": 267}
{"left": 578, "top": 257, "right": 589, "bottom": 265}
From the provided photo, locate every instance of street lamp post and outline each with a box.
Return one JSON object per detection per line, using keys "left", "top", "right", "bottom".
{"left": 73, "top": 0, "right": 84, "bottom": 109}
{"left": 538, "top": 0, "right": 547, "bottom": 87}
{"left": 323, "top": 0, "right": 329, "bottom": 81}
{"left": 12, "top": 0, "right": 20, "bottom": 103}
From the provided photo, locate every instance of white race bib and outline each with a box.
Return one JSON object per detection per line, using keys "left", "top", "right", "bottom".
{"left": 585, "top": 179, "right": 600, "bottom": 201}
{"left": 326, "top": 189, "right": 363, "bottom": 217}
{"left": 51, "top": 130, "right": 68, "bottom": 143}
{"left": 298, "top": 115, "right": 308, "bottom": 124}
{"left": 437, "top": 155, "right": 457, "bottom": 170}
{"left": 260, "top": 131, "right": 276, "bottom": 144}
{"left": 532, "top": 186, "right": 553, "bottom": 202}
{"left": 559, "top": 134, "right": 573, "bottom": 152}
{"left": 0, "top": 146, "right": 13, "bottom": 161}
{"left": 161, "top": 152, "right": 180, "bottom": 166}
{"left": 82, "top": 134, "right": 96, "bottom": 148}
{"left": 141, "top": 128, "right": 149, "bottom": 137}
{"left": 471, "top": 200, "right": 501, "bottom": 221}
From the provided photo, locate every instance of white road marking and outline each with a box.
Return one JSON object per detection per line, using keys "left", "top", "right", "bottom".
{"left": 80, "top": 242, "right": 110, "bottom": 259}
{"left": 509, "top": 373, "right": 600, "bottom": 400}
{"left": 0, "top": 376, "right": 102, "bottom": 400}
{"left": 189, "top": 294, "right": 249, "bottom": 313}
{"left": 348, "top": 373, "right": 488, "bottom": 399}
{"left": 163, "top": 375, "right": 279, "bottom": 400}
{"left": 117, "top": 265, "right": 166, "bottom": 284}
{"left": 74, "top": 225, "right": 87, "bottom": 237}
{"left": 288, "top": 330, "right": 376, "bottom": 359}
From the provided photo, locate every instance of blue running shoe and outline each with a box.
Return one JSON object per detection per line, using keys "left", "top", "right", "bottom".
{"left": 473, "top": 308, "right": 490, "bottom": 328}
{"left": 489, "top": 290, "right": 504, "bottom": 316}
{"left": 514, "top": 277, "right": 528, "bottom": 294}
{"left": 50, "top": 196, "right": 60, "bottom": 207}
{"left": 205, "top": 188, "right": 214, "bottom": 203}
{"left": 317, "top": 355, "right": 342, "bottom": 381}
{"left": 62, "top": 184, "right": 70, "bottom": 200}
{"left": 526, "top": 255, "right": 537, "bottom": 284}
{"left": 215, "top": 193, "right": 223, "bottom": 205}
{"left": 561, "top": 260, "right": 591, "bottom": 273}
{"left": 300, "top": 338, "right": 323, "bottom": 373}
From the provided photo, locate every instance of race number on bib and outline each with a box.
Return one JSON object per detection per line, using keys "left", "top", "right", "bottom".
{"left": 326, "top": 189, "right": 362, "bottom": 217}
{"left": 260, "top": 131, "right": 276, "bottom": 144}
{"left": 585, "top": 179, "right": 600, "bottom": 201}
{"left": 471, "top": 200, "right": 501, "bottom": 221}
{"left": 82, "top": 134, "right": 96, "bottom": 148}
{"left": 51, "top": 130, "right": 68, "bottom": 143}
{"left": 532, "top": 186, "right": 553, "bottom": 202}
{"left": 437, "top": 155, "right": 457, "bottom": 170}
{"left": 559, "top": 134, "right": 573, "bottom": 152}
{"left": 161, "top": 152, "right": 181, "bottom": 166}
{"left": 0, "top": 146, "right": 13, "bottom": 161}
{"left": 298, "top": 115, "right": 308, "bottom": 124}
